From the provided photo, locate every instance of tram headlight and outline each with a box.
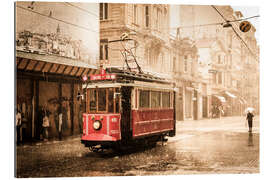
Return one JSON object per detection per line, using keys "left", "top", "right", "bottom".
{"left": 93, "top": 120, "right": 102, "bottom": 130}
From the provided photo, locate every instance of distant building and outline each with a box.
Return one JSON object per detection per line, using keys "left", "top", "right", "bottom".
{"left": 171, "top": 36, "right": 200, "bottom": 120}
{"left": 178, "top": 5, "right": 259, "bottom": 116}
{"left": 16, "top": 25, "right": 93, "bottom": 62}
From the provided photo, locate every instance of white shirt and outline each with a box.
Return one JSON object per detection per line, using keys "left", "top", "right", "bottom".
{"left": 16, "top": 112, "right": 21, "bottom": 126}
{"left": 59, "top": 113, "right": 63, "bottom": 132}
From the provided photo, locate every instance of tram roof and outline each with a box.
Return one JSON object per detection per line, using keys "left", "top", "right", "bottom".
{"left": 97, "top": 67, "right": 172, "bottom": 84}
{"left": 82, "top": 68, "right": 175, "bottom": 90}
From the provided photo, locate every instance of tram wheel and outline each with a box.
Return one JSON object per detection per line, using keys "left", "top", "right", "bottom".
{"left": 89, "top": 146, "right": 104, "bottom": 153}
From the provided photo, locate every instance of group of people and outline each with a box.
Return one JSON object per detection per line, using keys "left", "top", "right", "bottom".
{"left": 16, "top": 104, "right": 68, "bottom": 145}
{"left": 211, "top": 105, "right": 224, "bottom": 119}
{"left": 38, "top": 105, "right": 68, "bottom": 141}
{"left": 15, "top": 105, "right": 29, "bottom": 145}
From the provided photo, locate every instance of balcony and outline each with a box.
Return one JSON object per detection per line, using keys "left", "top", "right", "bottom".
{"left": 211, "top": 83, "right": 227, "bottom": 92}
{"left": 212, "top": 63, "right": 227, "bottom": 70}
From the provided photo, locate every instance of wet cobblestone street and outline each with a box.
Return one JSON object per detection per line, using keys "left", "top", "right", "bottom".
{"left": 16, "top": 116, "right": 259, "bottom": 177}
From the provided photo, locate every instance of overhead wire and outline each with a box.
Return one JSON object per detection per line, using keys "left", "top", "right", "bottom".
{"left": 64, "top": 2, "right": 99, "bottom": 18}
{"left": 16, "top": 4, "right": 99, "bottom": 33}
{"left": 228, "top": 15, "right": 260, "bottom": 23}
{"left": 231, "top": 26, "right": 259, "bottom": 62}
{"left": 211, "top": 5, "right": 259, "bottom": 62}
{"left": 169, "top": 15, "right": 259, "bottom": 30}
{"left": 211, "top": 5, "right": 228, "bottom": 22}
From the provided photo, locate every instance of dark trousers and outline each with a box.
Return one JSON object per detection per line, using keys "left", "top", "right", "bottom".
{"left": 58, "top": 131, "right": 62, "bottom": 140}
{"left": 16, "top": 126, "right": 21, "bottom": 144}
{"left": 43, "top": 127, "right": 49, "bottom": 140}
{"left": 248, "top": 120, "right": 253, "bottom": 131}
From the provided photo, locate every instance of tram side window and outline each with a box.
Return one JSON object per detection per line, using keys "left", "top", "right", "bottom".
{"left": 98, "top": 89, "right": 106, "bottom": 111}
{"left": 89, "top": 89, "right": 97, "bottom": 111}
{"left": 162, "top": 92, "right": 170, "bottom": 108}
{"left": 139, "top": 90, "right": 150, "bottom": 108}
{"left": 151, "top": 91, "right": 161, "bottom": 108}
{"left": 115, "top": 88, "right": 120, "bottom": 113}
{"left": 108, "top": 88, "right": 114, "bottom": 113}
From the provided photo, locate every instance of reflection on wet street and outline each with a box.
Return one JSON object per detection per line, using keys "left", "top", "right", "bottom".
{"left": 248, "top": 132, "right": 254, "bottom": 146}
{"left": 16, "top": 116, "right": 259, "bottom": 177}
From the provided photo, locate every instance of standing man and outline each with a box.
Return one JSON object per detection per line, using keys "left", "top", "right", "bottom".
{"left": 16, "top": 109, "right": 22, "bottom": 145}
{"left": 57, "top": 107, "right": 63, "bottom": 141}
{"left": 218, "top": 106, "right": 223, "bottom": 120}
{"left": 246, "top": 111, "right": 254, "bottom": 132}
{"left": 78, "top": 104, "right": 83, "bottom": 134}
{"left": 42, "top": 106, "right": 50, "bottom": 141}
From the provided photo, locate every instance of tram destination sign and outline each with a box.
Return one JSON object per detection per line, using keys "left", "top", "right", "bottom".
{"left": 90, "top": 74, "right": 116, "bottom": 81}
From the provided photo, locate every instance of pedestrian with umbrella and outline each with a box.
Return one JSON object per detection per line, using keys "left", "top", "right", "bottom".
{"left": 245, "top": 107, "right": 255, "bottom": 133}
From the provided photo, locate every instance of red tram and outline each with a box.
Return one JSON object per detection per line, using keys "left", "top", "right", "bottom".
{"left": 80, "top": 68, "right": 176, "bottom": 151}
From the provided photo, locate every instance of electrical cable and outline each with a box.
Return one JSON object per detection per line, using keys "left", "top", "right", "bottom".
{"left": 16, "top": 5, "right": 99, "bottom": 33}
{"left": 211, "top": 5, "right": 229, "bottom": 22}
{"left": 64, "top": 2, "right": 99, "bottom": 18}
{"left": 211, "top": 5, "right": 259, "bottom": 62}
{"left": 230, "top": 25, "right": 259, "bottom": 62}
{"left": 229, "top": 15, "right": 260, "bottom": 23}
{"left": 169, "top": 15, "right": 259, "bottom": 30}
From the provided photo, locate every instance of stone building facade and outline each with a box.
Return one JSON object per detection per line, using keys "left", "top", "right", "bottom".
{"left": 178, "top": 5, "right": 259, "bottom": 116}
{"left": 99, "top": 3, "right": 172, "bottom": 78}
{"left": 99, "top": 3, "right": 201, "bottom": 120}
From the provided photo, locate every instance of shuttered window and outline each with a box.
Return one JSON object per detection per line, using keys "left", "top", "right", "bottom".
{"left": 100, "top": 3, "right": 108, "bottom": 20}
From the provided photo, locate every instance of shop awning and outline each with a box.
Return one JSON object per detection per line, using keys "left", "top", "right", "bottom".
{"left": 239, "top": 99, "right": 244, "bottom": 104}
{"left": 213, "top": 95, "right": 226, "bottom": 103}
{"left": 240, "top": 98, "right": 247, "bottom": 104}
{"left": 16, "top": 51, "right": 98, "bottom": 79}
{"left": 225, "top": 91, "right": 237, "bottom": 98}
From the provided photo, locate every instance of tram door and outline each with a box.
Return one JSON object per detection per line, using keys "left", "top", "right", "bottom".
{"left": 121, "top": 86, "right": 132, "bottom": 141}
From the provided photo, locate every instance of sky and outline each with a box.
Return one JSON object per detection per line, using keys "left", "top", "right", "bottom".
{"left": 15, "top": 2, "right": 99, "bottom": 61}
{"left": 232, "top": 6, "right": 260, "bottom": 44}
{"left": 170, "top": 5, "right": 260, "bottom": 44}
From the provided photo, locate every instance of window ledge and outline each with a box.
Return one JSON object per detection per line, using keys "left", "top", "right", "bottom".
{"left": 100, "top": 19, "right": 113, "bottom": 23}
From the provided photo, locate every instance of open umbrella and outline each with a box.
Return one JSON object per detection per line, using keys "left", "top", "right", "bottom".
{"left": 245, "top": 107, "right": 255, "bottom": 114}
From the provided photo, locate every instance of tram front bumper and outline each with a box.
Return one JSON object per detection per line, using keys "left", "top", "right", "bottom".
{"left": 81, "top": 133, "right": 118, "bottom": 142}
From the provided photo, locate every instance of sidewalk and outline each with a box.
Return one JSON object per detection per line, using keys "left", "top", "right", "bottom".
{"left": 176, "top": 115, "right": 260, "bottom": 134}
{"left": 16, "top": 134, "right": 81, "bottom": 148}
{"left": 17, "top": 115, "right": 259, "bottom": 148}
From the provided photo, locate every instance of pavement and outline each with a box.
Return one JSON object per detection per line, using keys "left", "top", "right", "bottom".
{"left": 177, "top": 115, "right": 260, "bottom": 133}
{"left": 16, "top": 115, "right": 259, "bottom": 148}
{"left": 16, "top": 134, "right": 82, "bottom": 148}
{"left": 15, "top": 115, "right": 260, "bottom": 177}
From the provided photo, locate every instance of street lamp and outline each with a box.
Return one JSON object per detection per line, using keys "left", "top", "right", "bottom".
{"left": 222, "top": 22, "right": 232, "bottom": 28}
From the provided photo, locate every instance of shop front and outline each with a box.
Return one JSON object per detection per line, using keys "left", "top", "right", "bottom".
{"left": 223, "top": 91, "right": 238, "bottom": 116}
{"left": 185, "top": 87, "right": 193, "bottom": 119}
{"left": 211, "top": 95, "right": 226, "bottom": 118}
{"left": 16, "top": 51, "right": 97, "bottom": 142}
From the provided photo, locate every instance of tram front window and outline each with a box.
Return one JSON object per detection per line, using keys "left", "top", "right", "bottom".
{"left": 88, "top": 88, "right": 120, "bottom": 113}
{"left": 98, "top": 89, "right": 106, "bottom": 111}
{"left": 89, "top": 89, "right": 97, "bottom": 111}
{"left": 108, "top": 88, "right": 114, "bottom": 113}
